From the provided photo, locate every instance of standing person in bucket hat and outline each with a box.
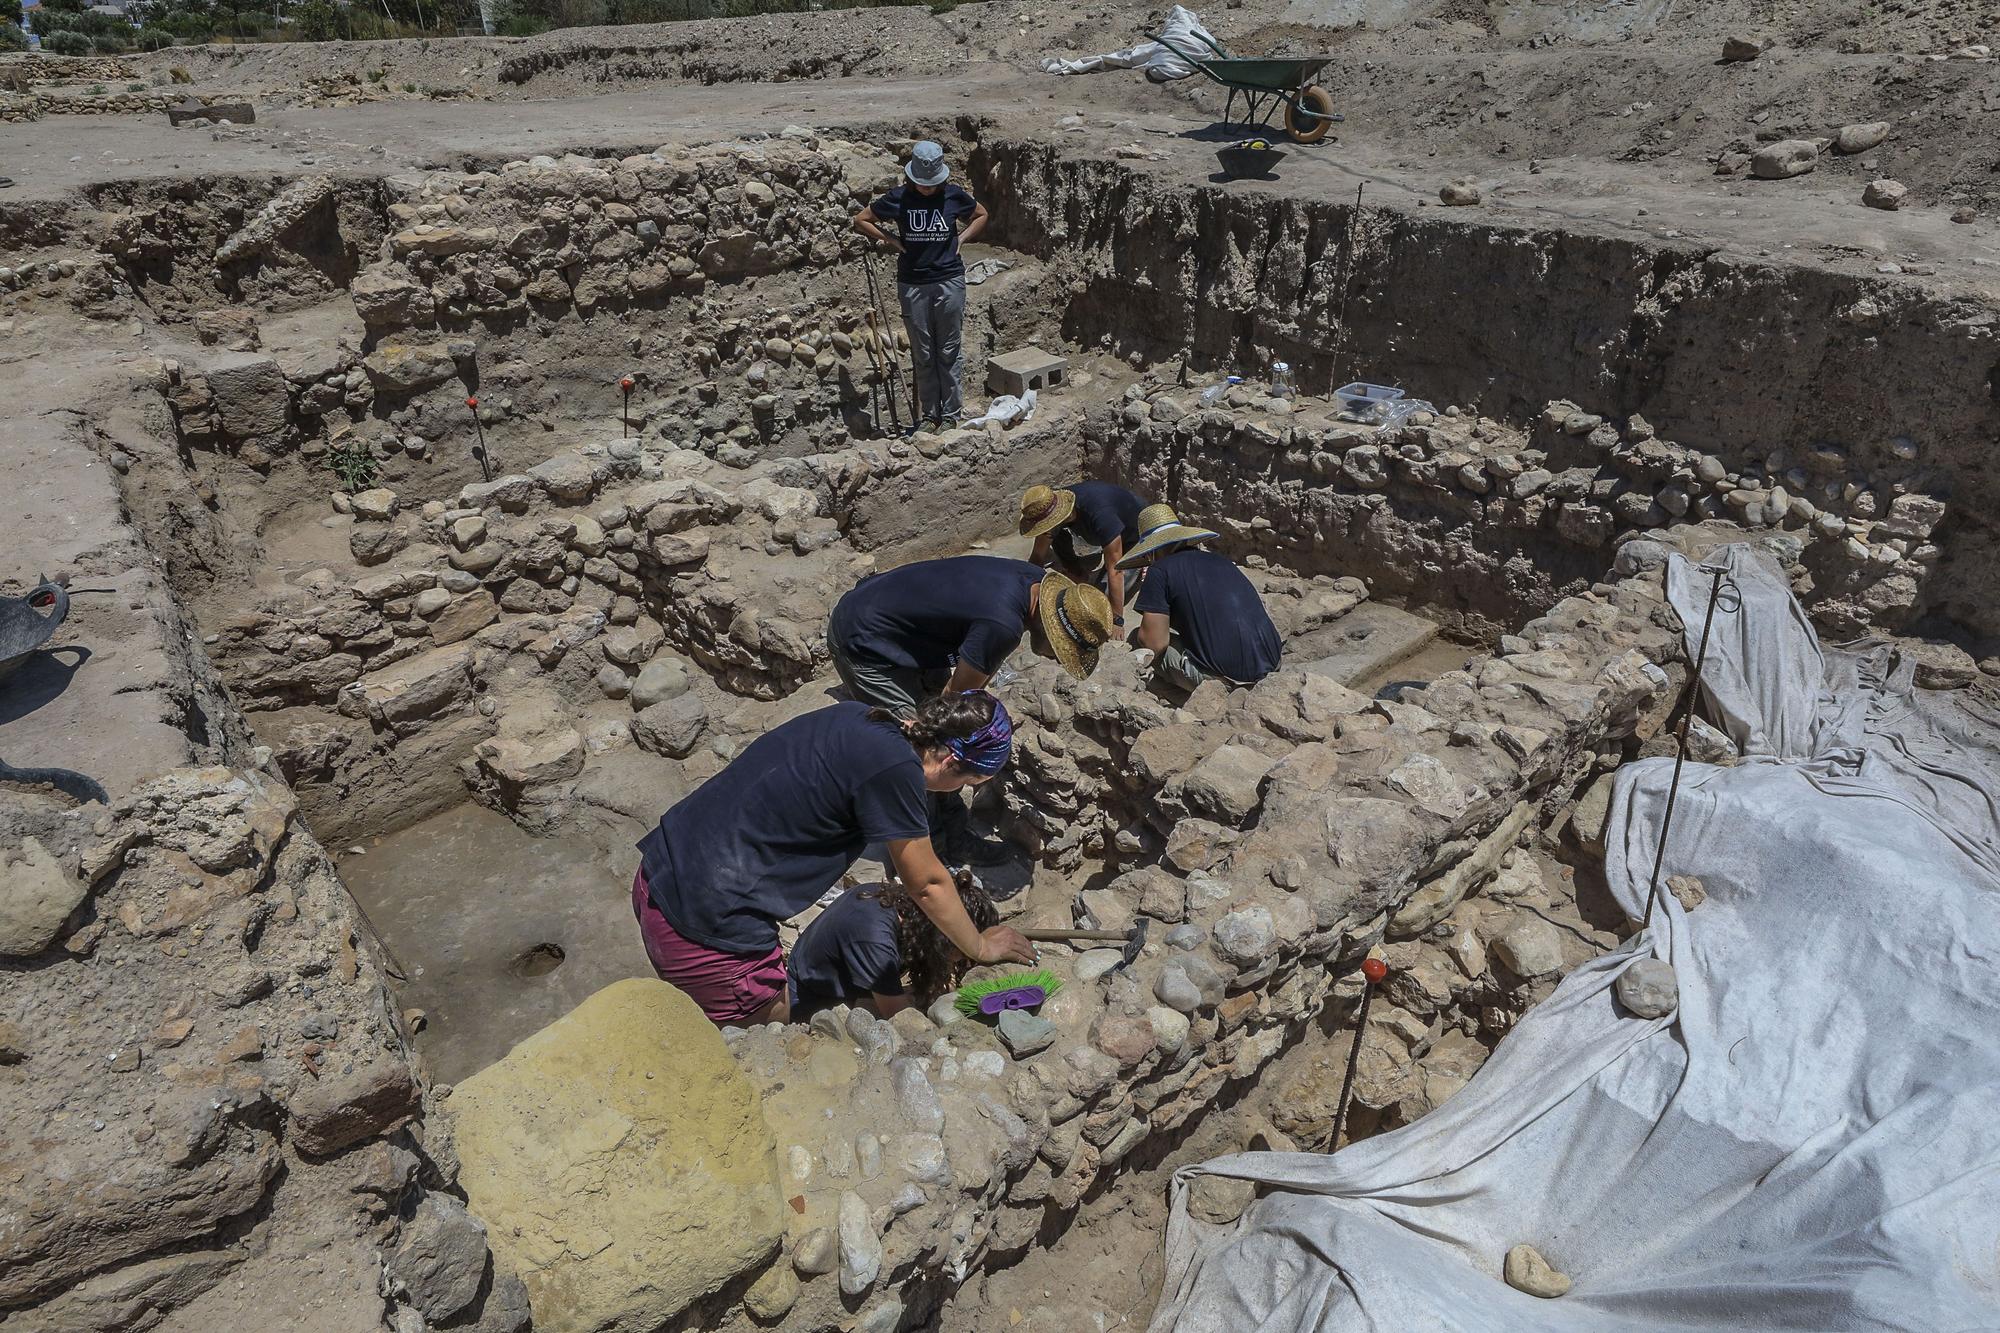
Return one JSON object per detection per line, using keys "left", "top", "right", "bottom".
{"left": 853, "top": 140, "right": 988, "bottom": 431}
{"left": 1117, "top": 504, "right": 1282, "bottom": 692}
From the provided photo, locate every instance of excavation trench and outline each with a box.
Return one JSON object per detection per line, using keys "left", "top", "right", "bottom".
{"left": 21, "top": 119, "right": 1986, "bottom": 1331}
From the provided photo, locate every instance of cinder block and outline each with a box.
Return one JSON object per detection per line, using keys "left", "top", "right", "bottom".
{"left": 987, "top": 347, "right": 1068, "bottom": 398}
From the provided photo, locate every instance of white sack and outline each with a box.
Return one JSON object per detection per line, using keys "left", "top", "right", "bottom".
{"left": 1042, "top": 5, "right": 1214, "bottom": 81}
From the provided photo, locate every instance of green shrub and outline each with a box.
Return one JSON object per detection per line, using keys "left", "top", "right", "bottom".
{"left": 87, "top": 81, "right": 106, "bottom": 93}
{"left": 32, "top": 9, "right": 84, "bottom": 32}
{"left": 0, "top": 20, "right": 27, "bottom": 50}
{"left": 401, "top": 80, "right": 415, "bottom": 91}
{"left": 90, "top": 33, "right": 130, "bottom": 52}
{"left": 366, "top": 67, "right": 386, "bottom": 80}
{"left": 135, "top": 28, "right": 174, "bottom": 49}
{"left": 292, "top": 0, "right": 338, "bottom": 40}
{"left": 42, "top": 29, "right": 93, "bottom": 54}
{"left": 327, "top": 440, "right": 379, "bottom": 493}
{"left": 169, "top": 64, "right": 192, "bottom": 81}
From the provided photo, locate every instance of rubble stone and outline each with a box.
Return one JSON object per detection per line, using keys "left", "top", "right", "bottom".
{"left": 1504, "top": 1243, "right": 1572, "bottom": 1298}
{"left": 451, "top": 980, "right": 783, "bottom": 1330}
{"left": 1614, "top": 958, "right": 1679, "bottom": 1019}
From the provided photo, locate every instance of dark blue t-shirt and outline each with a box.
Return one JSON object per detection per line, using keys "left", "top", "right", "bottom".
{"left": 637, "top": 703, "right": 930, "bottom": 953}
{"left": 788, "top": 889, "right": 905, "bottom": 1012}
{"left": 1068, "top": 481, "right": 1147, "bottom": 551}
{"left": 830, "top": 556, "right": 1040, "bottom": 676}
{"left": 869, "top": 182, "right": 977, "bottom": 286}
{"left": 1136, "top": 547, "right": 1282, "bottom": 685}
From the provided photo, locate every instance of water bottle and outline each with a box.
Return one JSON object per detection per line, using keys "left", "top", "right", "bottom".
{"left": 1271, "top": 361, "right": 1296, "bottom": 400}
{"left": 1199, "top": 375, "right": 1244, "bottom": 407}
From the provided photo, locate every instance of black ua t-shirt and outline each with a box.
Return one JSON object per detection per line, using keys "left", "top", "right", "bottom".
{"left": 829, "top": 556, "right": 1041, "bottom": 676}
{"left": 1068, "top": 481, "right": 1147, "bottom": 550}
{"left": 637, "top": 703, "right": 931, "bottom": 953}
{"left": 1136, "top": 547, "right": 1283, "bottom": 685}
{"left": 788, "top": 889, "right": 906, "bottom": 1014}
{"left": 869, "top": 182, "right": 977, "bottom": 285}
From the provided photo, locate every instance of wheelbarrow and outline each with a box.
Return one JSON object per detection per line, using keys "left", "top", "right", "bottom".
{"left": 1154, "top": 29, "right": 1343, "bottom": 144}
{"left": 0, "top": 577, "right": 70, "bottom": 686}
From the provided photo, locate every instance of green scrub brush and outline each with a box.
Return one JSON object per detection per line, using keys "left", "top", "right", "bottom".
{"left": 955, "top": 969, "right": 1063, "bottom": 1016}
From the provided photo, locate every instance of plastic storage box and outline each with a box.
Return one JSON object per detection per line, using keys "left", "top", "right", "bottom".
{"left": 1335, "top": 382, "right": 1404, "bottom": 423}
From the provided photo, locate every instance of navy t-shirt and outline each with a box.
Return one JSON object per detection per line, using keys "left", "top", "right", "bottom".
{"left": 788, "top": 889, "right": 905, "bottom": 1012}
{"left": 1068, "top": 481, "right": 1147, "bottom": 551}
{"left": 637, "top": 703, "right": 930, "bottom": 953}
{"left": 869, "top": 182, "right": 977, "bottom": 285}
{"left": 1136, "top": 548, "right": 1283, "bottom": 685}
{"left": 830, "top": 556, "right": 1040, "bottom": 676}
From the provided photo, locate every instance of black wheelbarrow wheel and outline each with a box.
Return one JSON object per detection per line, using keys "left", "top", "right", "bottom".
{"left": 1286, "top": 85, "right": 1337, "bottom": 144}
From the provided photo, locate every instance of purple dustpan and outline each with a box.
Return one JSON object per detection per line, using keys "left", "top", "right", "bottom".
{"left": 978, "top": 985, "right": 1049, "bottom": 1015}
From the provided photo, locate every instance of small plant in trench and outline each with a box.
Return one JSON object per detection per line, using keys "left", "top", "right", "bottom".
{"left": 327, "top": 439, "right": 379, "bottom": 494}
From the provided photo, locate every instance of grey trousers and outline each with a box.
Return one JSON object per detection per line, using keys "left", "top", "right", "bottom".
{"left": 830, "top": 641, "right": 948, "bottom": 720}
{"left": 898, "top": 274, "right": 966, "bottom": 424}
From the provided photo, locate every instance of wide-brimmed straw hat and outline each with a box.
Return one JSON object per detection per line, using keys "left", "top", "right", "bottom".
{"left": 1018, "top": 484, "right": 1077, "bottom": 540}
{"left": 905, "top": 140, "right": 951, "bottom": 186}
{"left": 1035, "top": 571, "right": 1114, "bottom": 679}
{"left": 1117, "top": 504, "right": 1219, "bottom": 568}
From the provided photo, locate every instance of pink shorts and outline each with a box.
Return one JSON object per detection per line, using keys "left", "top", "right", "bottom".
{"left": 631, "top": 869, "right": 788, "bottom": 1025}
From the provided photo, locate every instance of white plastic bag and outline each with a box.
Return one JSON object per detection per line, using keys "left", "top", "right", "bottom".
{"left": 1042, "top": 5, "right": 1213, "bottom": 82}
{"left": 969, "top": 388, "right": 1037, "bottom": 428}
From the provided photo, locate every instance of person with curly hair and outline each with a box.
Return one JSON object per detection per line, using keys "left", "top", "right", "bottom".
{"left": 632, "top": 691, "right": 1034, "bottom": 1026}
{"left": 787, "top": 870, "right": 998, "bottom": 1019}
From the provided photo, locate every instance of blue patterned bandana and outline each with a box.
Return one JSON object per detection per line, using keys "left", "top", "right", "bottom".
{"left": 946, "top": 693, "right": 1014, "bottom": 775}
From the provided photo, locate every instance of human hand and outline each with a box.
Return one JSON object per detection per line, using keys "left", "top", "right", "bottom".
{"left": 974, "top": 924, "right": 1037, "bottom": 966}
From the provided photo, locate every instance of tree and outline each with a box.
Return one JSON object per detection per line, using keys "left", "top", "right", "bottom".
{"left": 292, "top": 0, "right": 335, "bottom": 37}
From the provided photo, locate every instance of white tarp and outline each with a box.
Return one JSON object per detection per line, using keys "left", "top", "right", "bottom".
{"left": 1042, "top": 5, "right": 1215, "bottom": 81}
{"left": 1150, "top": 543, "right": 2000, "bottom": 1331}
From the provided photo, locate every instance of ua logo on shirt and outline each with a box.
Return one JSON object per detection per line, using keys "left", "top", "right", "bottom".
{"left": 906, "top": 208, "right": 951, "bottom": 239}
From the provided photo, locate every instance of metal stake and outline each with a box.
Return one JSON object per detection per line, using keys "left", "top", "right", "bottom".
{"left": 1642, "top": 564, "right": 1739, "bottom": 925}
{"left": 465, "top": 396, "right": 491, "bottom": 482}
{"left": 619, "top": 376, "right": 634, "bottom": 438}
{"left": 1330, "top": 956, "right": 1387, "bottom": 1151}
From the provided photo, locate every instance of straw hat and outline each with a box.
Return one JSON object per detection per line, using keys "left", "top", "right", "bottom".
{"left": 1018, "top": 484, "right": 1077, "bottom": 540}
{"left": 1035, "top": 572, "right": 1115, "bottom": 680}
{"left": 1117, "top": 504, "right": 1220, "bottom": 569}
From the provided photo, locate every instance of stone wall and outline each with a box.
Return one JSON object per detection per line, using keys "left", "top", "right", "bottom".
{"left": 0, "top": 765, "right": 521, "bottom": 1332}
{"left": 1089, "top": 383, "right": 1949, "bottom": 637}
{"left": 545, "top": 547, "right": 1687, "bottom": 1332}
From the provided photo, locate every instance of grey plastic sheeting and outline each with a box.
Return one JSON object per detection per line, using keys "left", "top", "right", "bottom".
{"left": 1149, "top": 544, "right": 2000, "bottom": 1332}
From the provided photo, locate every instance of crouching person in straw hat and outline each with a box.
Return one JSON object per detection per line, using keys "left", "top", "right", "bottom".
{"left": 631, "top": 691, "right": 1033, "bottom": 1027}
{"left": 828, "top": 554, "right": 1115, "bottom": 863}
{"left": 1117, "top": 504, "right": 1282, "bottom": 692}
{"left": 852, "top": 139, "right": 988, "bottom": 431}
{"left": 1018, "top": 479, "right": 1150, "bottom": 624}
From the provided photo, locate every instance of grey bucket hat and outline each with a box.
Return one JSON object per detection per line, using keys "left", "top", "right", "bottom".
{"left": 905, "top": 140, "right": 951, "bottom": 186}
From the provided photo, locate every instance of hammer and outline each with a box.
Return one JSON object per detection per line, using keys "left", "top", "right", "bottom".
{"left": 1021, "top": 919, "right": 1150, "bottom": 974}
